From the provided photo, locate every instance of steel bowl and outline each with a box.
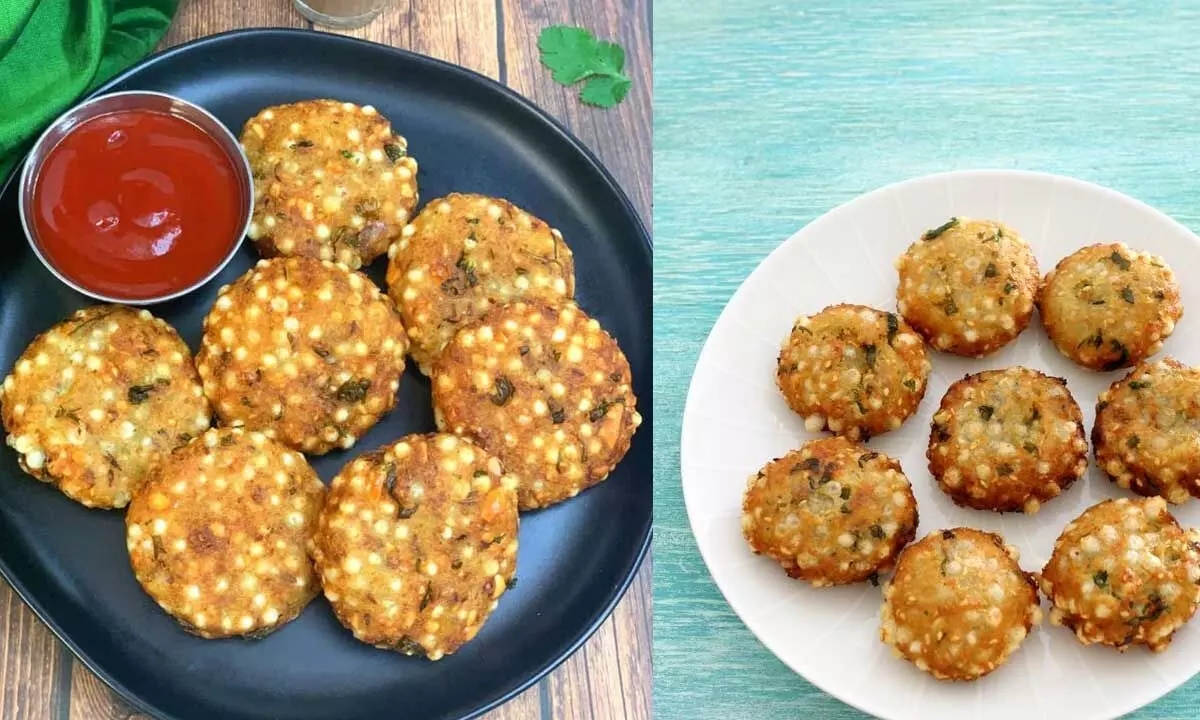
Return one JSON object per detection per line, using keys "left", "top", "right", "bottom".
{"left": 18, "top": 90, "right": 253, "bottom": 305}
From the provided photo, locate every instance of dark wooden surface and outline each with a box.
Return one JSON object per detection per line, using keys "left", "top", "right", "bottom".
{"left": 0, "top": 1, "right": 651, "bottom": 718}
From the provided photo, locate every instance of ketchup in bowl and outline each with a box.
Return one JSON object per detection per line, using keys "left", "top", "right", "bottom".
{"left": 29, "top": 107, "right": 247, "bottom": 301}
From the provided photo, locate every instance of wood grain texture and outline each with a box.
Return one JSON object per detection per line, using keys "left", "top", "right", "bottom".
{"left": 1, "top": 1, "right": 649, "bottom": 719}
{"left": 503, "top": 0, "right": 652, "bottom": 222}
{"left": 69, "top": 666, "right": 151, "bottom": 720}
{"left": 160, "top": 0, "right": 306, "bottom": 49}
{"left": 0, "top": 584, "right": 67, "bottom": 720}
{"left": 654, "top": 1, "right": 1200, "bottom": 719}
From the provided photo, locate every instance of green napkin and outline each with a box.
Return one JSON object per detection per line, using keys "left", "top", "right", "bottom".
{"left": 0, "top": 0, "right": 178, "bottom": 183}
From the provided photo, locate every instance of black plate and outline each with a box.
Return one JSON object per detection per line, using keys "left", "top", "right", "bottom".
{"left": 0, "top": 28, "right": 651, "bottom": 720}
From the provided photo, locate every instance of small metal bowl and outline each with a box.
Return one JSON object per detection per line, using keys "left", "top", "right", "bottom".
{"left": 18, "top": 90, "right": 254, "bottom": 305}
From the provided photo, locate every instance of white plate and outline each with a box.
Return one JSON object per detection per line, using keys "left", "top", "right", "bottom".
{"left": 680, "top": 170, "right": 1200, "bottom": 720}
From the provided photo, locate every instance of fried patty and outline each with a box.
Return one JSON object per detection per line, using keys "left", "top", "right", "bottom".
{"left": 126, "top": 428, "right": 325, "bottom": 638}
{"left": 1038, "top": 243, "right": 1183, "bottom": 371}
{"left": 197, "top": 257, "right": 408, "bottom": 455}
{"left": 310, "top": 433, "right": 519, "bottom": 660}
{"left": 1040, "top": 497, "right": 1200, "bottom": 652}
{"left": 386, "top": 193, "right": 576, "bottom": 374}
{"left": 928, "top": 367, "right": 1087, "bottom": 513}
{"left": 241, "top": 99, "right": 420, "bottom": 269}
{"left": 776, "top": 304, "right": 930, "bottom": 441}
{"left": 880, "top": 528, "right": 1041, "bottom": 681}
{"left": 1093, "top": 358, "right": 1200, "bottom": 504}
{"left": 432, "top": 300, "right": 640, "bottom": 510}
{"left": 896, "top": 217, "right": 1040, "bottom": 356}
{"left": 0, "top": 305, "right": 210, "bottom": 509}
{"left": 741, "top": 437, "right": 918, "bottom": 586}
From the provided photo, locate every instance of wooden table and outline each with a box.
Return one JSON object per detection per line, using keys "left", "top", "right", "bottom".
{"left": 655, "top": 1, "right": 1200, "bottom": 719}
{"left": 0, "top": 1, "right": 650, "bottom": 718}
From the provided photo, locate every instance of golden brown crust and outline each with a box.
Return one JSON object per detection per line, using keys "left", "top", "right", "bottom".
{"left": 196, "top": 257, "right": 408, "bottom": 455}
{"left": 1093, "top": 358, "right": 1200, "bottom": 504}
{"left": 310, "top": 433, "right": 518, "bottom": 660}
{"left": 1038, "top": 243, "right": 1182, "bottom": 371}
{"left": 741, "top": 437, "right": 918, "bottom": 586}
{"left": 880, "top": 528, "right": 1041, "bottom": 681}
{"left": 928, "top": 367, "right": 1087, "bottom": 513}
{"left": 385, "top": 193, "right": 576, "bottom": 374}
{"left": 240, "top": 99, "right": 419, "bottom": 269}
{"left": 776, "top": 304, "right": 930, "bottom": 440}
{"left": 1039, "top": 497, "right": 1200, "bottom": 652}
{"left": 432, "top": 300, "right": 640, "bottom": 510}
{"left": 0, "top": 305, "right": 211, "bottom": 509}
{"left": 125, "top": 428, "right": 325, "bottom": 639}
{"left": 896, "top": 217, "right": 1039, "bottom": 356}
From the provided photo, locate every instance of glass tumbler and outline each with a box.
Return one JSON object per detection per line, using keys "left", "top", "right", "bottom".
{"left": 293, "top": 0, "right": 389, "bottom": 29}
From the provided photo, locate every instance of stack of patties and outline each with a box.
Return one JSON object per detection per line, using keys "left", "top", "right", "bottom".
{"left": 386, "top": 192, "right": 643, "bottom": 511}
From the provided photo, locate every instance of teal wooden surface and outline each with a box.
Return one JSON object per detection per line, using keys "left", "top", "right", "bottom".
{"left": 652, "top": 2, "right": 1200, "bottom": 718}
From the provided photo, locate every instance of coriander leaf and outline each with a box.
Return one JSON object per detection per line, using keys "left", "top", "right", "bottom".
{"left": 538, "top": 25, "right": 632, "bottom": 109}
{"left": 538, "top": 25, "right": 601, "bottom": 85}
{"left": 589, "top": 40, "right": 626, "bottom": 76}
{"left": 922, "top": 217, "right": 958, "bottom": 240}
{"left": 580, "top": 74, "right": 632, "bottom": 108}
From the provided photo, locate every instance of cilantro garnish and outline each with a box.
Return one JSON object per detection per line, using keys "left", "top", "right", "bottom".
{"left": 538, "top": 25, "right": 632, "bottom": 108}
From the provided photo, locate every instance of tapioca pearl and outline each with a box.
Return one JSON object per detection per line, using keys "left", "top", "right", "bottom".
{"left": 547, "top": 275, "right": 571, "bottom": 296}
{"left": 21, "top": 448, "right": 47, "bottom": 470}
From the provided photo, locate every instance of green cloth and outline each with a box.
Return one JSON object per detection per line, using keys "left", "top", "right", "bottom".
{"left": 0, "top": 0, "right": 178, "bottom": 182}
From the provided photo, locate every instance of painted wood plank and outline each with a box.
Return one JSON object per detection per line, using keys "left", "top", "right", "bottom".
{"left": 612, "top": 560, "right": 653, "bottom": 720}
{"left": 654, "top": 1, "right": 1200, "bottom": 718}
{"left": 0, "top": 585, "right": 68, "bottom": 720}
{"left": 159, "top": 0, "right": 307, "bottom": 50}
{"left": 68, "top": 665, "right": 151, "bottom": 720}
{"left": 483, "top": 684, "right": 544, "bottom": 720}
{"left": 412, "top": 0, "right": 502, "bottom": 81}
{"left": 314, "top": 1, "right": 500, "bottom": 79}
{"left": 544, "top": 635, "right": 597, "bottom": 720}
{"left": 502, "top": 0, "right": 652, "bottom": 223}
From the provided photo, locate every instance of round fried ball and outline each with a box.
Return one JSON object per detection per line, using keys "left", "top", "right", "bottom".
{"left": 126, "top": 428, "right": 325, "bottom": 638}
{"left": 928, "top": 367, "right": 1087, "bottom": 513}
{"left": 1093, "top": 358, "right": 1200, "bottom": 504}
{"left": 1038, "top": 243, "right": 1183, "bottom": 371}
{"left": 896, "top": 217, "right": 1040, "bottom": 356}
{"left": 1040, "top": 497, "right": 1200, "bottom": 652}
{"left": 385, "top": 193, "right": 576, "bottom": 374}
{"left": 197, "top": 257, "right": 408, "bottom": 455}
{"left": 310, "top": 433, "right": 519, "bottom": 660}
{"left": 880, "top": 528, "right": 1041, "bottom": 681}
{"left": 241, "top": 99, "right": 420, "bottom": 269}
{"left": 741, "top": 437, "right": 918, "bottom": 586}
{"left": 0, "top": 305, "right": 211, "bottom": 509}
{"left": 432, "top": 300, "right": 641, "bottom": 510}
{"left": 776, "top": 304, "right": 930, "bottom": 441}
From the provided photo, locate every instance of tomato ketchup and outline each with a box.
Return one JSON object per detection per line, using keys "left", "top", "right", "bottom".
{"left": 31, "top": 109, "right": 244, "bottom": 300}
